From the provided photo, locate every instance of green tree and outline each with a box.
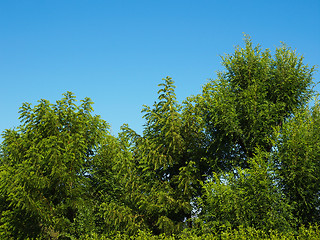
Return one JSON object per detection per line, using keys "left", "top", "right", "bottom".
{"left": 193, "top": 35, "right": 317, "bottom": 233}
{"left": 120, "top": 77, "right": 208, "bottom": 235}
{"left": 199, "top": 148, "right": 294, "bottom": 233}
{"left": 0, "top": 92, "right": 108, "bottom": 239}
{"left": 199, "top": 35, "right": 315, "bottom": 170}
{"left": 88, "top": 133, "right": 149, "bottom": 237}
{"left": 273, "top": 100, "right": 320, "bottom": 225}
{"left": 0, "top": 36, "right": 317, "bottom": 239}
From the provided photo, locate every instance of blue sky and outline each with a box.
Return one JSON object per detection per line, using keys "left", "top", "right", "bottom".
{"left": 1, "top": 0, "right": 319, "bottom": 135}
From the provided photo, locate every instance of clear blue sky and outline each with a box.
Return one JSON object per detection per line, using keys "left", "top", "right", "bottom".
{"left": 1, "top": 0, "right": 319, "bottom": 136}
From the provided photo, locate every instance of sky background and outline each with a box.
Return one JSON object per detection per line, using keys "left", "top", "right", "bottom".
{"left": 1, "top": 0, "right": 319, "bottom": 136}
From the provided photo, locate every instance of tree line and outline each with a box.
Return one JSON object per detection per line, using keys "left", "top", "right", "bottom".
{"left": 0, "top": 36, "right": 319, "bottom": 239}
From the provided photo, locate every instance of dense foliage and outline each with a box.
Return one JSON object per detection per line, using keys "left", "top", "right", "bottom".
{"left": 0, "top": 36, "right": 319, "bottom": 239}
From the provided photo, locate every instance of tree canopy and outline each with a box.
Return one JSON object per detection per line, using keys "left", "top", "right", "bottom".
{"left": 0, "top": 36, "right": 319, "bottom": 239}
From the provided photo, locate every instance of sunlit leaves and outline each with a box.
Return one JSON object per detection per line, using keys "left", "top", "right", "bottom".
{"left": 199, "top": 35, "right": 315, "bottom": 169}
{"left": 200, "top": 149, "right": 294, "bottom": 232}
{"left": 0, "top": 92, "right": 109, "bottom": 239}
{"left": 274, "top": 100, "right": 320, "bottom": 225}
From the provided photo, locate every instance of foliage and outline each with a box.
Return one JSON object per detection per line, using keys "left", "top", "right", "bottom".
{"left": 0, "top": 92, "right": 108, "bottom": 239}
{"left": 199, "top": 35, "right": 315, "bottom": 170}
{"left": 89, "top": 134, "right": 149, "bottom": 236}
{"left": 119, "top": 77, "right": 208, "bottom": 235}
{"left": 273, "top": 100, "right": 320, "bottom": 225}
{"left": 0, "top": 36, "right": 318, "bottom": 239}
{"left": 78, "top": 225, "right": 320, "bottom": 240}
{"left": 198, "top": 148, "right": 294, "bottom": 233}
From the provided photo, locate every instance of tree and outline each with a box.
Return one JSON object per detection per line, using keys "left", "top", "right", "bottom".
{"left": 0, "top": 92, "right": 108, "bottom": 239}
{"left": 198, "top": 35, "right": 315, "bottom": 170}
{"left": 199, "top": 148, "right": 294, "bottom": 233}
{"left": 273, "top": 100, "right": 320, "bottom": 225}
{"left": 193, "top": 35, "right": 317, "bottom": 233}
{"left": 0, "top": 36, "right": 318, "bottom": 239}
{"left": 120, "top": 77, "right": 208, "bottom": 235}
{"left": 88, "top": 133, "right": 149, "bottom": 236}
